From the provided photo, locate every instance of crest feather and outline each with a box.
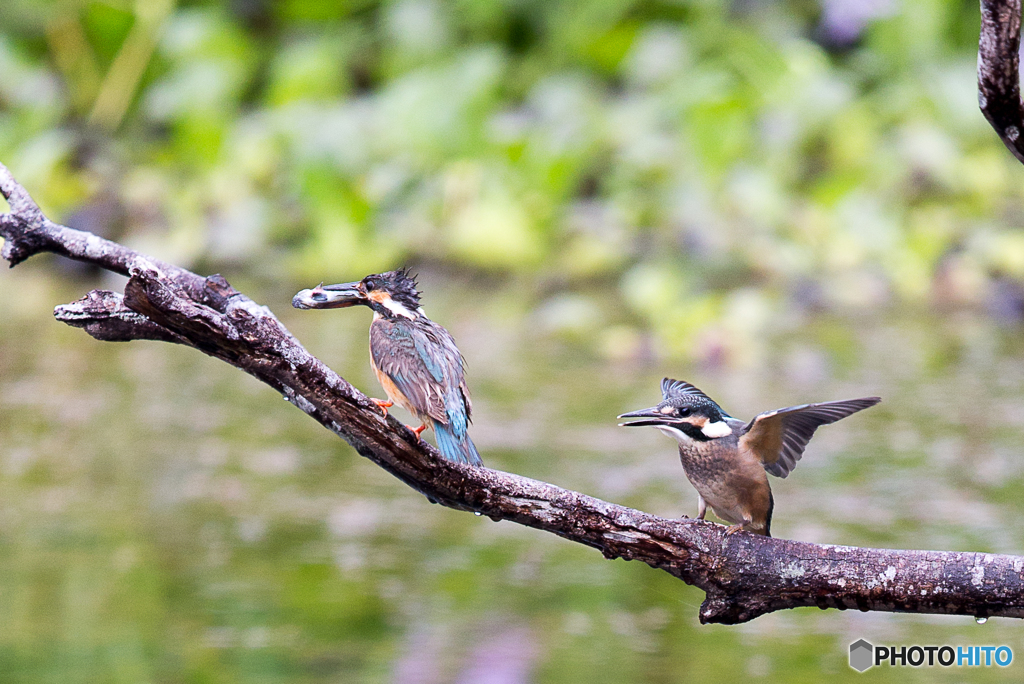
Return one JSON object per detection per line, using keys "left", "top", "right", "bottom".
{"left": 660, "top": 378, "right": 714, "bottom": 402}
{"left": 660, "top": 378, "right": 730, "bottom": 417}
{"left": 377, "top": 267, "right": 422, "bottom": 309}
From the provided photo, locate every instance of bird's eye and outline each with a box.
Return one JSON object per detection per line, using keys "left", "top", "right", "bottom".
{"left": 678, "top": 407, "right": 691, "bottom": 417}
{"left": 311, "top": 292, "right": 327, "bottom": 302}
{"left": 364, "top": 278, "right": 376, "bottom": 290}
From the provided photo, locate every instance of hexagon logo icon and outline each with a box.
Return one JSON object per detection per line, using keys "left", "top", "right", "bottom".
{"left": 849, "top": 639, "right": 874, "bottom": 672}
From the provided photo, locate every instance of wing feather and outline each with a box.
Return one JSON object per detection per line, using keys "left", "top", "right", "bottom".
{"left": 739, "top": 397, "right": 880, "bottom": 478}
{"left": 370, "top": 318, "right": 469, "bottom": 427}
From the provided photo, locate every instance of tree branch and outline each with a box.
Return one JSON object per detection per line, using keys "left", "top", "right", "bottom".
{"left": 2, "top": 160, "right": 1023, "bottom": 624}
{"left": 54, "top": 289, "right": 189, "bottom": 343}
{"left": 979, "top": 0, "right": 1024, "bottom": 162}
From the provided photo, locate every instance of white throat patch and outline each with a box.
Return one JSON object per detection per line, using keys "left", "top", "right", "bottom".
{"left": 367, "top": 289, "right": 417, "bottom": 319}
{"left": 384, "top": 299, "right": 415, "bottom": 319}
{"left": 701, "top": 421, "right": 732, "bottom": 438}
{"left": 655, "top": 421, "right": 731, "bottom": 443}
{"left": 380, "top": 295, "right": 416, "bottom": 319}
{"left": 656, "top": 425, "right": 693, "bottom": 444}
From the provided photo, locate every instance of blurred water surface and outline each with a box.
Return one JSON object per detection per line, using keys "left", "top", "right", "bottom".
{"left": 2, "top": 263, "right": 1024, "bottom": 683}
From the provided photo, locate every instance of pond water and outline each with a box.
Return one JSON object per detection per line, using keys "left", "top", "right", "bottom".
{"left": 1, "top": 262, "right": 1022, "bottom": 683}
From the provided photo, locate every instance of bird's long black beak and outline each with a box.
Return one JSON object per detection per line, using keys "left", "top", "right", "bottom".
{"left": 617, "top": 406, "right": 670, "bottom": 427}
{"left": 292, "top": 281, "right": 366, "bottom": 310}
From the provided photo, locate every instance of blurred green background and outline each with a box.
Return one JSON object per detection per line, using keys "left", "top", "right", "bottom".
{"left": 3, "top": 0, "right": 1024, "bottom": 681}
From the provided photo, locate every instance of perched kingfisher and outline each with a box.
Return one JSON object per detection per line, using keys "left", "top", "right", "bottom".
{"left": 618, "top": 379, "right": 879, "bottom": 536}
{"left": 292, "top": 269, "right": 482, "bottom": 466}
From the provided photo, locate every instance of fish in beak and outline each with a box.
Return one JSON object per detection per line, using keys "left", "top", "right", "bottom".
{"left": 292, "top": 281, "right": 367, "bottom": 310}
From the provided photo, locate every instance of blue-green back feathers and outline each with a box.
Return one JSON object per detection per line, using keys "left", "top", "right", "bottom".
{"left": 370, "top": 315, "right": 481, "bottom": 466}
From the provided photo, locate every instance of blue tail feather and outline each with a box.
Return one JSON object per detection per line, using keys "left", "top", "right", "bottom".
{"left": 432, "top": 421, "right": 483, "bottom": 466}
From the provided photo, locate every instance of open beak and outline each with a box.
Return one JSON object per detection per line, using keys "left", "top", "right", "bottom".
{"left": 292, "top": 281, "right": 366, "bottom": 310}
{"left": 617, "top": 406, "right": 670, "bottom": 427}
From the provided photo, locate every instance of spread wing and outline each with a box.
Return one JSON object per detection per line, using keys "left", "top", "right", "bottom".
{"left": 370, "top": 318, "right": 470, "bottom": 427}
{"left": 739, "top": 397, "right": 880, "bottom": 478}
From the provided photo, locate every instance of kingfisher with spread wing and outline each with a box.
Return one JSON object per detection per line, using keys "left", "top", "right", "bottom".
{"left": 618, "top": 379, "right": 878, "bottom": 536}
{"left": 292, "top": 269, "right": 482, "bottom": 466}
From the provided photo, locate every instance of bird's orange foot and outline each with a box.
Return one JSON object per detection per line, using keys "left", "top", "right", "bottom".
{"left": 406, "top": 423, "right": 428, "bottom": 438}
{"left": 724, "top": 524, "right": 745, "bottom": 536}
{"left": 371, "top": 398, "right": 394, "bottom": 416}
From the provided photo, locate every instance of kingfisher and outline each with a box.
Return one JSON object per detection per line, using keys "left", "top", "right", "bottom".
{"left": 618, "top": 379, "right": 879, "bottom": 536}
{"left": 292, "top": 269, "right": 482, "bottom": 466}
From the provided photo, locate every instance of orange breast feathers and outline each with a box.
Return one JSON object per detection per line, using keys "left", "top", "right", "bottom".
{"left": 370, "top": 354, "right": 417, "bottom": 416}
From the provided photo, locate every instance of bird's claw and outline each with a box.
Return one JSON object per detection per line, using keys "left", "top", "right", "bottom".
{"left": 724, "top": 524, "right": 745, "bottom": 536}
{"left": 371, "top": 398, "right": 394, "bottom": 416}
{"left": 406, "top": 423, "right": 428, "bottom": 438}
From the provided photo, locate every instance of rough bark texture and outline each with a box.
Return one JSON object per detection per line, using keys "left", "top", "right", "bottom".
{"left": 3, "top": 161, "right": 1024, "bottom": 625}
{"left": 979, "top": 0, "right": 1024, "bottom": 162}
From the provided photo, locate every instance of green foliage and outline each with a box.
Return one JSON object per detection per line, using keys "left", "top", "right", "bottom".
{"left": 0, "top": 0, "right": 1020, "bottom": 368}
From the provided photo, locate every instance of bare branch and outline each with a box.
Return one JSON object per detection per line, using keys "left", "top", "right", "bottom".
{"left": 979, "top": 0, "right": 1024, "bottom": 162}
{"left": 54, "top": 289, "right": 188, "bottom": 343}
{"left": 3, "top": 160, "right": 1024, "bottom": 624}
